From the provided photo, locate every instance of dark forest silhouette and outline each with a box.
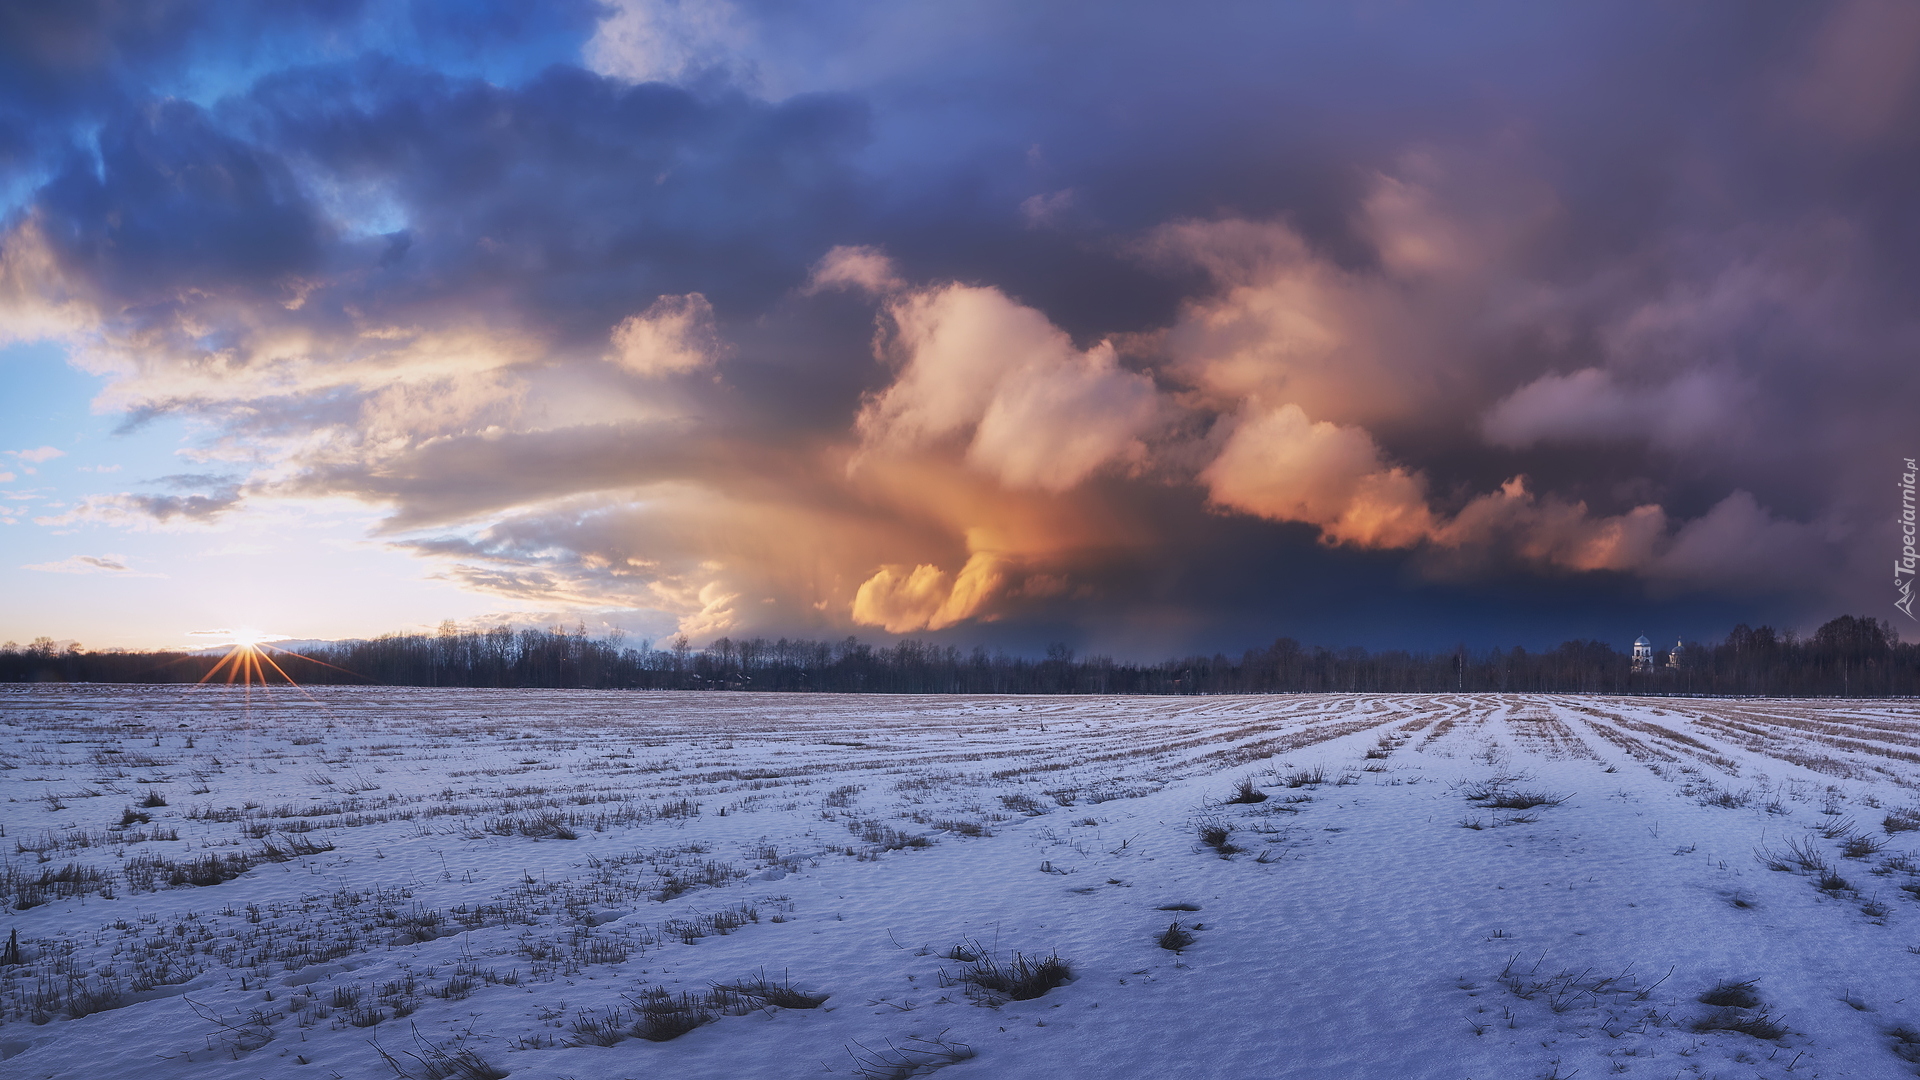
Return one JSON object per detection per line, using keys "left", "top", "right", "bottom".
{"left": 1, "top": 615, "right": 1913, "bottom": 696}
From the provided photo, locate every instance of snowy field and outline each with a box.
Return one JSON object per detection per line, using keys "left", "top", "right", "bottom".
{"left": 6, "top": 688, "right": 1920, "bottom": 1079}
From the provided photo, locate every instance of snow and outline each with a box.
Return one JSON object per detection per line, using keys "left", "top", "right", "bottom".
{"left": 4, "top": 686, "right": 1920, "bottom": 1078}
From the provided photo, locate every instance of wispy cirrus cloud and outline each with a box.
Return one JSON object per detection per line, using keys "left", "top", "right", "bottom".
{"left": 23, "top": 554, "right": 163, "bottom": 577}
{"left": 35, "top": 476, "right": 244, "bottom": 529}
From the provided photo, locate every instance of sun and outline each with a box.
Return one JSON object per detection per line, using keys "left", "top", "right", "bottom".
{"left": 188, "top": 626, "right": 287, "bottom": 649}
{"left": 184, "top": 626, "right": 310, "bottom": 691}
{"left": 179, "top": 626, "right": 362, "bottom": 696}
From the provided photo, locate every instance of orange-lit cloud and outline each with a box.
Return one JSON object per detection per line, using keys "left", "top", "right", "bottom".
{"left": 858, "top": 283, "right": 1160, "bottom": 492}
{"left": 851, "top": 550, "right": 1005, "bottom": 633}
{"left": 1202, "top": 404, "right": 1434, "bottom": 549}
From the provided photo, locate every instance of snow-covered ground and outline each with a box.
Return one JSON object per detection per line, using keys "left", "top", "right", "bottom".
{"left": 4, "top": 687, "right": 1920, "bottom": 1079}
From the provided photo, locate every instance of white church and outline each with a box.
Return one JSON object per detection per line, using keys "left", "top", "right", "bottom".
{"left": 1632, "top": 635, "right": 1685, "bottom": 673}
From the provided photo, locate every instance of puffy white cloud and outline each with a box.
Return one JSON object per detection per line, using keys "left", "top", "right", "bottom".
{"left": 3, "top": 446, "right": 66, "bottom": 476}
{"left": 674, "top": 580, "right": 744, "bottom": 639}
{"left": 967, "top": 341, "right": 1157, "bottom": 492}
{"left": 1144, "top": 216, "right": 1433, "bottom": 431}
{"left": 860, "top": 285, "right": 1047, "bottom": 447}
{"left": 608, "top": 293, "right": 721, "bottom": 376}
{"left": 859, "top": 283, "right": 1160, "bottom": 492}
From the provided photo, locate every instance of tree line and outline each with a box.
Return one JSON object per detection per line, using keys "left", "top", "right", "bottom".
{"left": 1, "top": 615, "right": 1913, "bottom": 697}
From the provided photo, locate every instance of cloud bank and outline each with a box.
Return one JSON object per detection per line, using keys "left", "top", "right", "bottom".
{"left": 3, "top": 0, "right": 1914, "bottom": 649}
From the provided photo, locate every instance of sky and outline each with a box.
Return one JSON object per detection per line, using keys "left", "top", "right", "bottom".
{"left": 1, "top": 0, "right": 1915, "bottom": 657}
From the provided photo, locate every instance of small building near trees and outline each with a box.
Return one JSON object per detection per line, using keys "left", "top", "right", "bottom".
{"left": 1631, "top": 635, "right": 1654, "bottom": 673}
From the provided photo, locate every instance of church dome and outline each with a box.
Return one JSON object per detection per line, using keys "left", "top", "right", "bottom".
{"left": 1634, "top": 635, "right": 1651, "bottom": 645}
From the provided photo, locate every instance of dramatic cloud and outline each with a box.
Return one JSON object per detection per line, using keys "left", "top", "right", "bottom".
{"left": 3, "top": 1, "right": 1914, "bottom": 650}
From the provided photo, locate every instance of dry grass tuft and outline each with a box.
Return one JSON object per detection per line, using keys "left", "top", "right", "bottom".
{"left": 711, "top": 970, "right": 828, "bottom": 1010}
{"left": 1224, "top": 777, "right": 1268, "bottom": 804}
{"left": 941, "top": 943, "right": 1071, "bottom": 1002}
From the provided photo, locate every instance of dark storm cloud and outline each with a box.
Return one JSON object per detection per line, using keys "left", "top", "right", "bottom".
{"left": 37, "top": 100, "right": 326, "bottom": 300}
{"left": 0, "top": 1, "right": 604, "bottom": 173}
{"left": 240, "top": 59, "right": 872, "bottom": 316}
{"left": 13, "top": 57, "right": 871, "bottom": 345}
{"left": 7, "top": 0, "right": 1917, "bottom": 651}
{"left": 0, "top": 0, "right": 272, "bottom": 170}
